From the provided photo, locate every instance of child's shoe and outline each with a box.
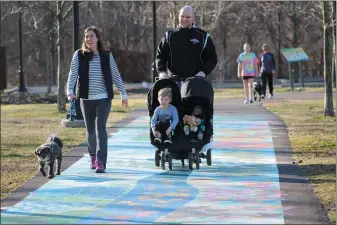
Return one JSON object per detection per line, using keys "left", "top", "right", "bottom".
{"left": 164, "top": 136, "right": 172, "bottom": 144}
{"left": 154, "top": 137, "right": 162, "bottom": 144}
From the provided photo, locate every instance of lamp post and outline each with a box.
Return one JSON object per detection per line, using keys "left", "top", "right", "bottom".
{"left": 18, "top": 2, "right": 26, "bottom": 92}
{"left": 0, "top": 1, "right": 2, "bottom": 45}
{"left": 72, "top": 1, "right": 83, "bottom": 120}
{"left": 152, "top": 1, "right": 157, "bottom": 83}
{"left": 0, "top": 1, "right": 7, "bottom": 92}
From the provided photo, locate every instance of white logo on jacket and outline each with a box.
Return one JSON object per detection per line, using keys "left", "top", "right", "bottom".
{"left": 190, "top": 38, "right": 200, "bottom": 44}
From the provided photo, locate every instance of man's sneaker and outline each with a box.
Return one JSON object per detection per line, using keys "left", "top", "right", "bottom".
{"left": 154, "top": 137, "right": 162, "bottom": 144}
{"left": 164, "top": 136, "right": 172, "bottom": 144}
{"left": 268, "top": 93, "right": 274, "bottom": 99}
{"left": 261, "top": 94, "right": 265, "bottom": 99}
{"left": 244, "top": 99, "right": 249, "bottom": 104}
{"left": 95, "top": 160, "right": 105, "bottom": 173}
{"left": 90, "top": 156, "right": 96, "bottom": 169}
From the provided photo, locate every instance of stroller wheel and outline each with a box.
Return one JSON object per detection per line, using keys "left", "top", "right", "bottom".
{"left": 155, "top": 150, "right": 160, "bottom": 167}
{"left": 188, "top": 152, "right": 193, "bottom": 170}
{"left": 195, "top": 152, "right": 200, "bottom": 170}
{"left": 206, "top": 149, "right": 212, "bottom": 166}
{"left": 168, "top": 154, "right": 173, "bottom": 170}
{"left": 161, "top": 151, "right": 166, "bottom": 170}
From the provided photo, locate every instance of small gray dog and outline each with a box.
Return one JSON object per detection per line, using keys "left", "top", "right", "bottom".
{"left": 34, "top": 135, "right": 63, "bottom": 179}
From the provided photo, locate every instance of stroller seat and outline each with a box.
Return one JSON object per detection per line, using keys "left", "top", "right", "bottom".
{"left": 147, "top": 77, "right": 214, "bottom": 171}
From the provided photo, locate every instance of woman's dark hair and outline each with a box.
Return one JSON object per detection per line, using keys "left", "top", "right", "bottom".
{"left": 81, "top": 26, "right": 106, "bottom": 52}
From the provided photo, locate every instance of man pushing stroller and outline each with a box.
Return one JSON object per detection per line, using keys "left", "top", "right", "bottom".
{"left": 155, "top": 6, "right": 218, "bottom": 82}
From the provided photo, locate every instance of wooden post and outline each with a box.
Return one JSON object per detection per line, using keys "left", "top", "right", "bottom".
{"left": 0, "top": 46, "right": 6, "bottom": 91}
{"left": 299, "top": 61, "right": 304, "bottom": 88}
{"left": 289, "top": 62, "right": 294, "bottom": 90}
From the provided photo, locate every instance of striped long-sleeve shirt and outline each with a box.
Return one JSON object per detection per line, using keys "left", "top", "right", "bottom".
{"left": 67, "top": 50, "right": 128, "bottom": 100}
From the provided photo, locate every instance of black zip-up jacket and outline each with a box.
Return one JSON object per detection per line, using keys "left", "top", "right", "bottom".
{"left": 156, "top": 27, "right": 218, "bottom": 79}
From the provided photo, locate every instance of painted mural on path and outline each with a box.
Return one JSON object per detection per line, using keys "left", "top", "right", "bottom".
{"left": 1, "top": 115, "right": 284, "bottom": 224}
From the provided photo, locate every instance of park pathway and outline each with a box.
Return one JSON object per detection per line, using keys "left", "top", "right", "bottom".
{"left": 0, "top": 99, "right": 329, "bottom": 224}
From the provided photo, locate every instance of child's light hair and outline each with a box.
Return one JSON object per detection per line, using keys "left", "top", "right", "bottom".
{"left": 158, "top": 87, "right": 172, "bottom": 99}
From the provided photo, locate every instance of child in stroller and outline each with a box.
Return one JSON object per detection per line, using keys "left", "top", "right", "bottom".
{"left": 150, "top": 88, "right": 179, "bottom": 145}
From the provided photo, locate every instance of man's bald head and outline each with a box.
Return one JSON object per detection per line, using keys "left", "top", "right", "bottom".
{"left": 179, "top": 6, "right": 195, "bottom": 28}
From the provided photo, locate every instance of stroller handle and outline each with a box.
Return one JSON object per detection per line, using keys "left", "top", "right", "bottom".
{"left": 155, "top": 76, "right": 206, "bottom": 83}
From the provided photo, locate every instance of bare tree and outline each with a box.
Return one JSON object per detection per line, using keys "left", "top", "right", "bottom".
{"left": 332, "top": 1, "right": 336, "bottom": 88}
{"left": 321, "top": 1, "right": 334, "bottom": 116}
{"left": 56, "top": 1, "right": 72, "bottom": 112}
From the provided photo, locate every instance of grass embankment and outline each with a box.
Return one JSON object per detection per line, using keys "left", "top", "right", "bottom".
{"left": 264, "top": 99, "right": 336, "bottom": 224}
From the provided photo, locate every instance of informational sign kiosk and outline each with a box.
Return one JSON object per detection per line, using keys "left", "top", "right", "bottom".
{"left": 280, "top": 48, "right": 310, "bottom": 90}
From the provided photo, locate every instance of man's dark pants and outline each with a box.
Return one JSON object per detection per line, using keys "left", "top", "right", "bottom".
{"left": 261, "top": 71, "right": 274, "bottom": 95}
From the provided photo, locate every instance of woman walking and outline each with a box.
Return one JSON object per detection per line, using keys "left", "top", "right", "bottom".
{"left": 237, "top": 43, "right": 259, "bottom": 104}
{"left": 67, "top": 26, "right": 128, "bottom": 173}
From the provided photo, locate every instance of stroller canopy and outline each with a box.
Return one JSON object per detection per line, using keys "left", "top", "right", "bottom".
{"left": 180, "top": 77, "right": 214, "bottom": 105}
{"left": 147, "top": 79, "right": 181, "bottom": 116}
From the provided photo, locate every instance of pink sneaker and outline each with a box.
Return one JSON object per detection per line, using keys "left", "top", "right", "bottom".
{"left": 90, "top": 156, "right": 96, "bottom": 169}
{"left": 95, "top": 160, "right": 105, "bottom": 173}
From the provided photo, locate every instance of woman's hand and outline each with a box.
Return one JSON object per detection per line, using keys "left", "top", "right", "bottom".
{"left": 122, "top": 99, "right": 128, "bottom": 108}
{"left": 67, "top": 94, "right": 77, "bottom": 101}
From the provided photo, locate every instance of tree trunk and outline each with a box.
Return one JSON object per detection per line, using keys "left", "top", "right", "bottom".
{"left": 47, "top": 4, "right": 54, "bottom": 94}
{"left": 51, "top": 29, "right": 56, "bottom": 85}
{"left": 51, "top": 2, "right": 57, "bottom": 86}
{"left": 57, "top": 2, "right": 66, "bottom": 112}
{"left": 332, "top": 1, "right": 336, "bottom": 88}
{"left": 223, "top": 29, "right": 229, "bottom": 80}
{"left": 320, "top": 48, "right": 324, "bottom": 77}
{"left": 322, "top": 1, "right": 334, "bottom": 116}
{"left": 277, "top": 10, "right": 282, "bottom": 79}
{"left": 46, "top": 46, "right": 52, "bottom": 94}
{"left": 292, "top": 14, "right": 300, "bottom": 82}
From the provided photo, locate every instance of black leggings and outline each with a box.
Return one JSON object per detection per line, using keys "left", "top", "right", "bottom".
{"left": 261, "top": 72, "right": 273, "bottom": 95}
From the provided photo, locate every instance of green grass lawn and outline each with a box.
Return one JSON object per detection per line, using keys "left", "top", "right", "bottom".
{"left": 1, "top": 99, "right": 144, "bottom": 199}
{"left": 214, "top": 87, "right": 335, "bottom": 99}
{"left": 264, "top": 99, "right": 336, "bottom": 224}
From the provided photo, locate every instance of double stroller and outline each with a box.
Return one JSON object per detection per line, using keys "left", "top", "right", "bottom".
{"left": 147, "top": 76, "right": 214, "bottom": 170}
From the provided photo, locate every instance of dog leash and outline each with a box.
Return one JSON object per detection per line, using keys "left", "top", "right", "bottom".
{"left": 48, "top": 101, "right": 76, "bottom": 153}
{"left": 67, "top": 100, "right": 77, "bottom": 122}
